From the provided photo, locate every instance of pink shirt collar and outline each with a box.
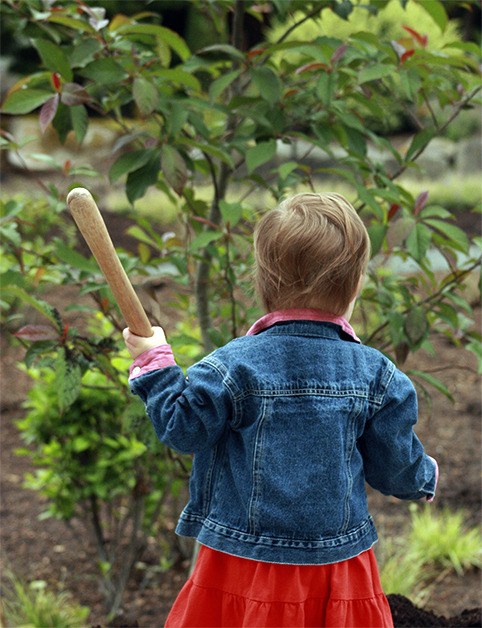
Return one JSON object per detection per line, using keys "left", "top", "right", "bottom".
{"left": 246, "top": 309, "right": 360, "bottom": 343}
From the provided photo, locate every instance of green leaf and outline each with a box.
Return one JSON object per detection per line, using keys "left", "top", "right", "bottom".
{"left": 69, "top": 38, "right": 102, "bottom": 68}
{"left": 81, "top": 58, "right": 128, "bottom": 85}
{"left": 126, "top": 151, "right": 161, "bottom": 204}
{"left": 405, "top": 128, "right": 434, "bottom": 162}
{"left": 417, "top": 0, "right": 448, "bottom": 32}
{"left": 419, "top": 205, "right": 452, "bottom": 219}
{"left": 32, "top": 39, "right": 73, "bottom": 81}
{"left": 55, "top": 241, "right": 95, "bottom": 272}
{"left": 70, "top": 104, "right": 88, "bottom": 144}
{"left": 190, "top": 231, "right": 223, "bottom": 251}
{"left": 179, "top": 139, "right": 234, "bottom": 168}
{"left": 466, "top": 340, "right": 482, "bottom": 375}
{"left": 358, "top": 64, "right": 393, "bottom": 84}
{"left": 251, "top": 67, "right": 281, "bottom": 105}
{"left": 3, "top": 287, "right": 60, "bottom": 327}
{"left": 220, "top": 201, "right": 243, "bottom": 227}
{"left": 48, "top": 14, "right": 96, "bottom": 34}
{"left": 51, "top": 101, "right": 72, "bottom": 143}
{"left": 424, "top": 219, "right": 469, "bottom": 254}
{"left": 409, "top": 370, "right": 454, "bottom": 400}
{"left": 118, "top": 24, "right": 190, "bottom": 61}
{"left": 198, "top": 44, "right": 245, "bottom": 61}
{"left": 166, "top": 104, "right": 189, "bottom": 137}
{"left": 72, "top": 436, "right": 90, "bottom": 452}
{"left": 133, "top": 77, "right": 159, "bottom": 116}
{"left": 404, "top": 307, "right": 428, "bottom": 346}
{"left": 246, "top": 140, "right": 277, "bottom": 174}
{"left": 110, "top": 149, "right": 157, "bottom": 183}
{"left": 278, "top": 161, "right": 299, "bottom": 180}
{"left": 333, "top": 0, "right": 354, "bottom": 19}
{"left": 126, "top": 226, "right": 161, "bottom": 250}
{"left": 209, "top": 70, "right": 241, "bottom": 102}
{"left": 1, "top": 89, "right": 53, "bottom": 114}
{"left": 161, "top": 145, "right": 187, "bottom": 196}
{"left": 406, "top": 223, "right": 431, "bottom": 262}
{"left": 367, "top": 223, "right": 387, "bottom": 256}
{"left": 316, "top": 71, "right": 335, "bottom": 107}
{"left": 155, "top": 68, "right": 201, "bottom": 92}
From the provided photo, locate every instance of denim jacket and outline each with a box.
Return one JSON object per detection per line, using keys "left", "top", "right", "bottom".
{"left": 129, "top": 309, "right": 437, "bottom": 565}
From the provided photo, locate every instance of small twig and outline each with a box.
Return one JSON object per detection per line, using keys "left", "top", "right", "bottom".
{"left": 422, "top": 90, "right": 439, "bottom": 129}
{"left": 275, "top": 6, "right": 323, "bottom": 45}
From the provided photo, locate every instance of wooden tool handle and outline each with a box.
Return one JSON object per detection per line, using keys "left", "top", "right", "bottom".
{"left": 67, "top": 187, "right": 153, "bottom": 338}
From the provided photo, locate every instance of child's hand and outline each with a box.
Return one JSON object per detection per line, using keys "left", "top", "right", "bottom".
{"left": 123, "top": 326, "right": 167, "bottom": 359}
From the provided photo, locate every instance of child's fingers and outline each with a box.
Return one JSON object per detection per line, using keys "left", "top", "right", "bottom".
{"left": 123, "top": 326, "right": 167, "bottom": 359}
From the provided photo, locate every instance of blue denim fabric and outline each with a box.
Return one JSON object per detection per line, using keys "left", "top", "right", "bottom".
{"left": 130, "top": 320, "right": 437, "bottom": 565}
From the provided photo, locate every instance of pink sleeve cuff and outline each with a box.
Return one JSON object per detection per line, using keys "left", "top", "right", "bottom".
{"left": 129, "top": 344, "right": 176, "bottom": 380}
{"left": 426, "top": 456, "right": 439, "bottom": 502}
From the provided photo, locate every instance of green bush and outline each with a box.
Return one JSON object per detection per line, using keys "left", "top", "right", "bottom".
{"left": 16, "top": 343, "right": 188, "bottom": 618}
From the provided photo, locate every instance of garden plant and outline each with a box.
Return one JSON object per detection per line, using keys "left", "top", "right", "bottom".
{"left": 1, "top": 0, "right": 481, "bottom": 620}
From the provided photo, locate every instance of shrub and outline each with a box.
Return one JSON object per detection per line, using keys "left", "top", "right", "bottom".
{"left": 16, "top": 345, "right": 188, "bottom": 619}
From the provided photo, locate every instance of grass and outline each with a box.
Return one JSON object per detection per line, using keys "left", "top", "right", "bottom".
{"left": 1, "top": 570, "right": 90, "bottom": 628}
{"left": 380, "top": 505, "right": 482, "bottom": 604}
{"left": 408, "top": 506, "right": 482, "bottom": 575}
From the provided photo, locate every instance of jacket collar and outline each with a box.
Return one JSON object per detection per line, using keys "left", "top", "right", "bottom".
{"left": 246, "top": 309, "right": 360, "bottom": 343}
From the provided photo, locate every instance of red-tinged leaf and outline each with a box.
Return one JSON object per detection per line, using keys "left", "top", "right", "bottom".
{"left": 295, "top": 62, "right": 329, "bottom": 75}
{"left": 401, "top": 49, "right": 416, "bottom": 63}
{"left": 63, "top": 159, "right": 71, "bottom": 174}
{"left": 331, "top": 43, "right": 348, "bottom": 64}
{"left": 51, "top": 72, "right": 61, "bottom": 91}
{"left": 14, "top": 325, "right": 59, "bottom": 342}
{"left": 388, "top": 203, "right": 401, "bottom": 220}
{"left": 402, "top": 25, "right": 428, "bottom": 47}
{"left": 414, "top": 190, "right": 429, "bottom": 215}
{"left": 60, "top": 323, "right": 69, "bottom": 343}
{"left": 284, "top": 89, "right": 298, "bottom": 98}
{"left": 100, "top": 297, "right": 110, "bottom": 313}
{"left": 247, "top": 48, "right": 265, "bottom": 58}
{"left": 61, "top": 82, "right": 91, "bottom": 106}
{"left": 39, "top": 94, "right": 59, "bottom": 134}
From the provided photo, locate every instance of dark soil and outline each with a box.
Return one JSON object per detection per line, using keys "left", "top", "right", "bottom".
{"left": 1, "top": 208, "right": 481, "bottom": 627}
{"left": 388, "top": 595, "right": 481, "bottom": 627}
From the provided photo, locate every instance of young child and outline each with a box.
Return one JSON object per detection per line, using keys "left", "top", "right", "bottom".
{"left": 124, "top": 192, "right": 438, "bottom": 627}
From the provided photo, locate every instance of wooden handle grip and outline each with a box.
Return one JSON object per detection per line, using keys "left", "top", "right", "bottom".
{"left": 67, "top": 187, "right": 153, "bottom": 338}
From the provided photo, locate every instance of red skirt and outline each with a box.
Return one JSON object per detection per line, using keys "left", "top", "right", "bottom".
{"left": 165, "top": 545, "right": 393, "bottom": 627}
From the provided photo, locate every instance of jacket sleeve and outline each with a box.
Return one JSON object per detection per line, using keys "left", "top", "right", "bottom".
{"left": 359, "top": 367, "right": 438, "bottom": 501}
{"left": 129, "top": 357, "right": 233, "bottom": 455}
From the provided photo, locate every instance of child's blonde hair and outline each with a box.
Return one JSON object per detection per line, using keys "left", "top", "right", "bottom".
{"left": 254, "top": 192, "right": 371, "bottom": 316}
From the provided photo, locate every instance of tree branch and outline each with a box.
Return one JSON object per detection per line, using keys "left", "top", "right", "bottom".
{"left": 275, "top": 6, "right": 324, "bottom": 45}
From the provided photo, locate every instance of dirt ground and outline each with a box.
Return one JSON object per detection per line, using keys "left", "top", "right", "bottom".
{"left": 1, "top": 209, "right": 481, "bottom": 627}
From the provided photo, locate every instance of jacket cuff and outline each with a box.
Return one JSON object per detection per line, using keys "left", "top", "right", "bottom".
{"left": 129, "top": 344, "right": 176, "bottom": 379}
{"left": 425, "top": 455, "right": 439, "bottom": 502}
